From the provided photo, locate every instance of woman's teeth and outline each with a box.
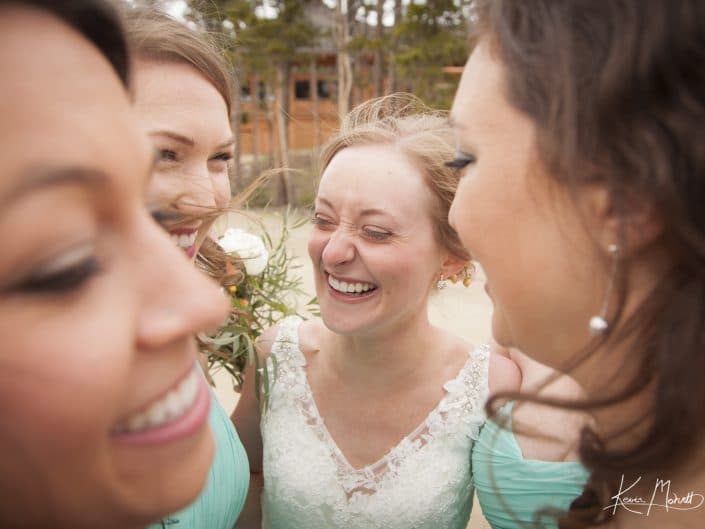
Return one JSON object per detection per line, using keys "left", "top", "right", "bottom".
{"left": 328, "top": 275, "right": 376, "bottom": 294}
{"left": 170, "top": 231, "right": 197, "bottom": 249}
{"left": 112, "top": 370, "right": 200, "bottom": 434}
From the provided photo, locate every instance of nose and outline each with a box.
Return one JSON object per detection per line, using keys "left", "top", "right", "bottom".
{"left": 321, "top": 227, "right": 356, "bottom": 267}
{"left": 134, "top": 212, "right": 229, "bottom": 350}
{"left": 179, "top": 164, "right": 219, "bottom": 216}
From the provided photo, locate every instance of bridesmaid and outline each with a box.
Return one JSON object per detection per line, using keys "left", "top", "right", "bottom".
{"left": 450, "top": 1, "right": 705, "bottom": 528}
{"left": 471, "top": 343, "right": 589, "bottom": 528}
{"left": 0, "top": 1, "right": 229, "bottom": 527}
{"left": 124, "top": 7, "right": 250, "bottom": 529}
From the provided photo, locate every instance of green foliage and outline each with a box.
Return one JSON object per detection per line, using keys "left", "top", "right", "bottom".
{"left": 201, "top": 211, "right": 316, "bottom": 391}
{"left": 393, "top": 0, "right": 468, "bottom": 108}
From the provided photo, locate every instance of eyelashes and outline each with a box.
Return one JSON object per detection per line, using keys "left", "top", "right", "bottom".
{"left": 445, "top": 153, "right": 476, "bottom": 169}
{"left": 210, "top": 152, "right": 233, "bottom": 163}
{"left": 312, "top": 214, "right": 392, "bottom": 241}
{"left": 150, "top": 208, "right": 184, "bottom": 229}
{"left": 17, "top": 256, "right": 101, "bottom": 295}
{"left": 363, "top": 229, "right": 391, "bottom": 241}
{"left": 155, "top": 149, "right": 234, "bottom": 165}
{"left": 156, "top": 149, "right": 178, "bottom": 163}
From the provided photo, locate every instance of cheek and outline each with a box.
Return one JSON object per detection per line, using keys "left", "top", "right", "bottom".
{"left": 0, "top": 286, "right": 134, "bottom": 443}
{"left": 307, "top": 233, "right": 325, "bottom": 265}
{"left": 213, "top": 172, "right": 231, "bottom": 209}
{"left": 451, "top": 177, "right": 482, "bottom": 252}
{"left": 145, "top": 171, "right": 180, "bottom": 206}
{"left": 0, "top": 328, "right": 131, "bottom": 511}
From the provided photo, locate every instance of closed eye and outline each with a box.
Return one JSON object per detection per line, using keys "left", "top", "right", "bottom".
{"left": 210, "top": 152, "right": 233, "bottom": 163}
{"left": 312, "top": 214, "right": 335, "bottom": 229}
{"left": 14, "top": 257, "right": 101, "bottom": 295}
{"left": 363, "top": 228, "right": 392, "bottom": 241}
{"left": 150, "top": 209, "right": 184, "bottom": 230}
{"left": 157, "top": 148, "right": 178, "bottom": 162}
{"left": 445, "top": 152, "right": 476, "bottom": 169}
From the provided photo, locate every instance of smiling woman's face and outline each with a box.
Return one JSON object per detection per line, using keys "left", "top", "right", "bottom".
{"left": 134, "top": 59, "right": 234, "bottom": 260}
{"left": 309, "top": 143, "right": 447, "bottom": 337}
{"left": 448, "top": 40, "right": 606, "bottom": 370}
{"left": 0, "top": 7, "right": 228, "bottom": 528}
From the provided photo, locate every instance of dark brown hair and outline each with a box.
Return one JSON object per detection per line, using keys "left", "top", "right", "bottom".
{"left": 472, "top": 0, "right": 705, "bottom": 526}
{"left": 5, "top": 0, "right": 129, "bottom": 88}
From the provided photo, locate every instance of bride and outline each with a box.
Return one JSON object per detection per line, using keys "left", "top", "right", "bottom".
{"left": 232, "top": 94, "right": 520, "bottom": 529}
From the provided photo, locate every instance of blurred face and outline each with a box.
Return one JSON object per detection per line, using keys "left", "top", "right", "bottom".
{"left": 448, "top": 40, "right": 604, "bottom": 369}
{"left": 0, "top": 7, "right": 229, "bottom": 529}
{"left": 309, "top": 144, "right": 447, "bottom": 337}
{"left": 134, "top": 60, "right": 233, "bottom": 260}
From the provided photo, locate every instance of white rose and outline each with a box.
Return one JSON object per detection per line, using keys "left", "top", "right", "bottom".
{"left": 218, "top": 228, "right": 270, "bottom": 276}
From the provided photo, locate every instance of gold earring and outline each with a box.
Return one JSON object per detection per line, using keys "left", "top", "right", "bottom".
{"left": 461, "top": 263, "right": 476, "bottom": 287}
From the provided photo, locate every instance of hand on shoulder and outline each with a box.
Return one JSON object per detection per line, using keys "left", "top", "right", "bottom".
{"left": 487, "top": 344, "right": 522, "bottom": 395}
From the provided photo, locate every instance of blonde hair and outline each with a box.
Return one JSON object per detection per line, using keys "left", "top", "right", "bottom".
{"left": 320, "top": 93, "right": 470, "bottom": 262}
{"left": 122, "top": 5, "right": 234, "bottom": 115}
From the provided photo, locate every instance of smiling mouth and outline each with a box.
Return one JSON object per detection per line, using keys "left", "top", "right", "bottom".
{"left": 327, "top": 274, "right": 378, "bottom": 297}
{"left": 169, "top": 229, "right": 198, "bottom": 257}
{"left": 111, "top": 369, "right": 203, "bottom": 437}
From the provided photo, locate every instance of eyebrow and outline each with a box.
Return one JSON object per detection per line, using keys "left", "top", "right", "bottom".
{"left": 149, "top": 130, "right": 195, "bottom": 147}
{"left": 150, "top": 130, "right": 235, "bottom": 150}
{"left": 1, "top": 166, "right": 108, "bottom": 209}
{"left": 316, "top": 197, "right": 395, "bottom": 220}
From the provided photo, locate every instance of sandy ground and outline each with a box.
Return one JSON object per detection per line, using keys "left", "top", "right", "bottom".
{"left": 211, "top": 209, "right": 492, "bottom": 529}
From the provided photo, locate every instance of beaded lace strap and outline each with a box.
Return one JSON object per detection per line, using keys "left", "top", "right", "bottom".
{"left": 263, "top": 316, "right": 306, "bottom": 407}
{"left": 269, "top": 316, "right": 305, "bottom": 366}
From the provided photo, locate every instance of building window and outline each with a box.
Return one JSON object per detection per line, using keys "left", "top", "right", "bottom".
{"left": 317, "top": 79, "right": 336, "bottom": 99}
{"left": 240, "top": 82, "right": 251, "bottom": 102}
{"left": 294, "top": 80, "right": 310, "bottom": 100}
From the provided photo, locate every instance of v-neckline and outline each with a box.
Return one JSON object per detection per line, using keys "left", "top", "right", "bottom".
{"left": 285, "top": 320, "right": 474, "bottom": 475}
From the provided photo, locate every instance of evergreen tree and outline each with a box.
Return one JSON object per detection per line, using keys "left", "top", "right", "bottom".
{"left": 393, "top": 0, "right": 468, "bottom": 108}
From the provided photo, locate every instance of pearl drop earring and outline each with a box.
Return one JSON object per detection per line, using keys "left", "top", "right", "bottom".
{"left": 589, "top": 243, "right": 619, "bottom": 335}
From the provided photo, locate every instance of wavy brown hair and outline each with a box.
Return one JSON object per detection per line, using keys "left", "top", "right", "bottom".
{"left": 122, "top": 5, "right": 246, "bottom": 286}
{"left": 471, "top": 0, "right": 705, "bottom": 526}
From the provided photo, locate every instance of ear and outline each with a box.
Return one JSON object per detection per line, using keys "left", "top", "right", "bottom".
{"left": 578, "top": 183, "right": 663, "bottom": 256}
{"left": 439, "top": 253, "right": 467, "bottom": 279}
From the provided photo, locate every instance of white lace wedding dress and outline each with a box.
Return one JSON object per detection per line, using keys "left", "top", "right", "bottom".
{"left": 260, "top": 316, "right": 490, "bottom": 529}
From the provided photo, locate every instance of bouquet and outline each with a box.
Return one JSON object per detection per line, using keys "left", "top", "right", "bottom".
{"left": 199, "top": 213, "right": 317, "bottom": 391}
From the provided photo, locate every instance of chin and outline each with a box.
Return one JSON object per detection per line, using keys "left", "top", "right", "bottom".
{"left": 320, "top": 312, "right": 355, "bottom": 335}
{"left": 112, "top": 426, "right": 215, "bottom": 525}
{"left": 319, "top": 307, "right": 371, "bottom": 336}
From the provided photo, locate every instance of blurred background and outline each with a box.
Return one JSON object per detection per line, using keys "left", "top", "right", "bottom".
{"left": 134, "top": 0, "right": 473, "bottom": 207}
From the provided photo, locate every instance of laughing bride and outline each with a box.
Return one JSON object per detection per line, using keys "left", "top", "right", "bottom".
{"left": 232, "top": 94, "right": 520, "bottom": 529}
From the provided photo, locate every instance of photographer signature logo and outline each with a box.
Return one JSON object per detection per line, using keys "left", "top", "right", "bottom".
{"left": 605, "top": 474, "right": 704, "bottom": 515}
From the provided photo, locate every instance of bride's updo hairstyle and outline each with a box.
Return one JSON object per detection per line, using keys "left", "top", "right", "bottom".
{"left": 320, "top": 93, "right": 470, "bottom": 265}
{"left": 472, "top": 0, "right": 705, "bottom": 525}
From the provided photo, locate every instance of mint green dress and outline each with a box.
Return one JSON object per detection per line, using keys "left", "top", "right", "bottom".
{"left": 149, "top": 388, "right": 250, "bottom": 529}
{"left": 472, "top": 402, "right": 589, "bottom": 529}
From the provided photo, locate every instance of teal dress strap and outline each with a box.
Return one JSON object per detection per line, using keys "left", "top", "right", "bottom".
{"left": 472, "top": 402, "right": 588, "bottom": 529}
{"left": 149, "top": 381, "right": 250, "bottom": 529}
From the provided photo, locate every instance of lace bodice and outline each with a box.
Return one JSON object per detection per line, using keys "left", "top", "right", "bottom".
{"left": 260, "top": 316, "right": 490, "bottom": 529}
